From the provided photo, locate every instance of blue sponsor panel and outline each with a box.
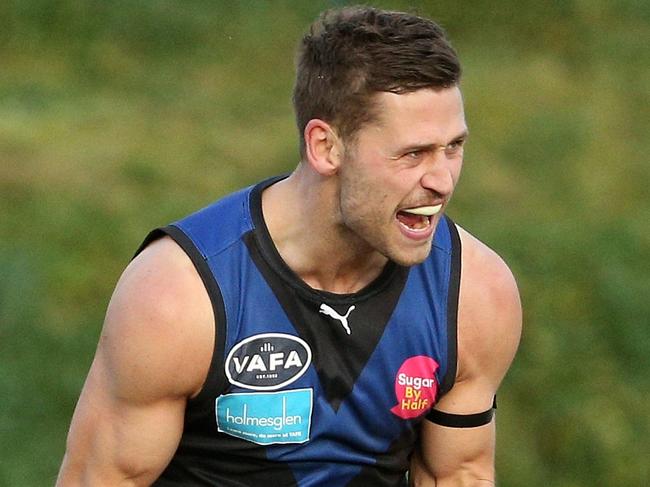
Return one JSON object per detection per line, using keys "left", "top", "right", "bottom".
{"left": 216, "top": 388, "right": 313, "bottom": 445}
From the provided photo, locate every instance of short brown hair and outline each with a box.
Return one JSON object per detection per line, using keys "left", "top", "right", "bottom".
{"left": 293, "top": 6, "right": 461, "bottom": 156}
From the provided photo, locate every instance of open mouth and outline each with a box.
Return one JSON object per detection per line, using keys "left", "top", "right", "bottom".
{"left": 396, "top": 205, "right": 442, "bottom": 232}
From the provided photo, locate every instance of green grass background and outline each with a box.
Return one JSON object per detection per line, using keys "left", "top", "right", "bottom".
{"left": 1, "top": 1, "right": 648, "bottom": 485}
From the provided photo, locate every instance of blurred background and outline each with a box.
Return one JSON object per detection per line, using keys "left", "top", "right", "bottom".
{"left": 1, "top": 0, "right": 648, "bottom": 485}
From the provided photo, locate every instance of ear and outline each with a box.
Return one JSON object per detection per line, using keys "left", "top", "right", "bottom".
{"left": 303, "top": 119, "right": 343, "bottom": 176}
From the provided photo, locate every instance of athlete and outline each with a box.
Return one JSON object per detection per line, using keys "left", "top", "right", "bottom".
{"left": 57, "top": 6, "right": 521, "bottom": 486}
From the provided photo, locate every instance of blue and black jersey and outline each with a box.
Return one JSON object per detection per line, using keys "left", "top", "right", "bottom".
{"left": 138, "top": 176, "right": 461, "bottom": 487}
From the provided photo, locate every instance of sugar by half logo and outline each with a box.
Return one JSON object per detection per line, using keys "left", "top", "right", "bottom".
{"left": 216, "top": 389, "right": 313, "bottom": 445}
{"left": 390, "top": 356, "right": 439, "bottom": 419}
{"left": 225, "top": 333, "right": 312, "bottom": 391}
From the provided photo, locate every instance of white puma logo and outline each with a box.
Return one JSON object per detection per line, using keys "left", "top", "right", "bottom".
{"left": 319, "top": 303, "right": 356, "bottom": 335}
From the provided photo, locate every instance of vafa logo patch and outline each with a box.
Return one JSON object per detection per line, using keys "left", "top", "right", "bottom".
{"left": 225, "top": 333, "right": 312, "bottom": 391}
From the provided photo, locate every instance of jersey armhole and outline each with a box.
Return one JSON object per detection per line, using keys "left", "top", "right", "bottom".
{"left": 437, "top": 217, "right": 461, "bottom": 398}
{"left": 134, "top": 225, "right": 228, "bottom": 402}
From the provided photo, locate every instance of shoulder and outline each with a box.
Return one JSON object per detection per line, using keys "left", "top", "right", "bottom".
{"left": 457, "top": 224, "right": 520, "bottom": 314}
{"left": 454, "top": 224, "right": 522, "bottom": 388}
{"left": 100, "top": 236, "right": 215, "bottom": 400}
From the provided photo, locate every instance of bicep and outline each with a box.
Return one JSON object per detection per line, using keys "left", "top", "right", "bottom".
{"left": 59, "top": 349, "right": 186, "bottom": 486}
{"left": 57, "top": 238, "right": 214, "bottom": 486}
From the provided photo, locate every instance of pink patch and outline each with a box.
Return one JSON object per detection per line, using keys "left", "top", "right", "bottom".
{"left": 390, "top": 356, "right": 439, "bottom": 419}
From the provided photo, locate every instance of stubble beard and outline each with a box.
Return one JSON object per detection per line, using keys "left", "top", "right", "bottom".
{"left": 337, "top": 156, "right": 434, "bottom": 268}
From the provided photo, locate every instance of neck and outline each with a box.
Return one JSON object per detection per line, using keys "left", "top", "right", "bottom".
{"left": 262, "top": 166, "right": 388, "bottom": 294}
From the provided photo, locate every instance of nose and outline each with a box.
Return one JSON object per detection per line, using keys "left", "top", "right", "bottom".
{"left": 420, "top": 156, "right": 458, "bottom": 198}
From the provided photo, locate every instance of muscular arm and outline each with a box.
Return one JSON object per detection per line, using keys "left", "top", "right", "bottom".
{"left": 411, "top": 226, "right": 522, "bottom": 486}
{"left": 56, "top": 237, "right": 214, "bottom": 486}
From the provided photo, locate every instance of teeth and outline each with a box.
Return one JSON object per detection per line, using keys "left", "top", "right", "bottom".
{"left": 398, "top": 216, "right": 430, "bottom": 232}
{"left": 402, "top": 205, "right": 443, "bottom": 216}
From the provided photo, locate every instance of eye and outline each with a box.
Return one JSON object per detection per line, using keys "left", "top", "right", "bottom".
{"left": 403, "top": 149, "right": 425, "bottom": 161}
{"left": 445, "top": 138, "right": 465, "bottom": 156}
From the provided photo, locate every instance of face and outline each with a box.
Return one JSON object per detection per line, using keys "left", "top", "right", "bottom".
{"left": 336, "top": 86, "right": 467, "bottom": 266}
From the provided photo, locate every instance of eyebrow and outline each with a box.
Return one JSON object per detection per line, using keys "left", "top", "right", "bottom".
{"left": 400, "top": 129, "right": 470, "bottom": 153}
{"left": 450, "top": 129, "right": 470, "bottom": 143}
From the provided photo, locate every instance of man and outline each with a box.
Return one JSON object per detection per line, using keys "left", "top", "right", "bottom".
{"left": 57, "top": 6, "right": 521, "bottom": 486}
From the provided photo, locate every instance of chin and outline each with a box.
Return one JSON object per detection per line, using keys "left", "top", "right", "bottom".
{"left": 387, "top": 246, "right": 432, "bottom": 267}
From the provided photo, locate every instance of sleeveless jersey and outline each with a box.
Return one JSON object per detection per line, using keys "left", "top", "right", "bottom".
{"left": 138, "top": 176, "right": 461, "bottom": 487}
